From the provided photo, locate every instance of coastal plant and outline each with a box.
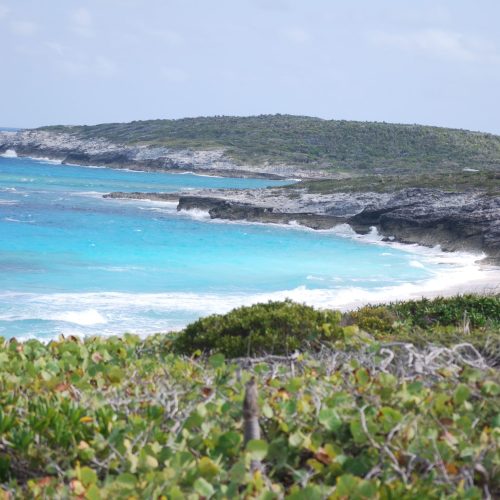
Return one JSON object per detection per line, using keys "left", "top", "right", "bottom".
{"left": 0, "top": 295, "right": 498, "bottom": 498}
{"left": 172, "top": 300, "right": 343, "bottom": 357}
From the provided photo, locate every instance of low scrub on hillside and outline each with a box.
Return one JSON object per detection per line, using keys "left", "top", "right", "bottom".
{"left": 40, "top": 114, "right": 500, "bottom": 173}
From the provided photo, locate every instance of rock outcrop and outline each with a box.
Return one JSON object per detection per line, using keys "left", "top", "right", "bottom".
{"left": 108, "top": 187, "right": 500, "bottom": 263}
{"left": 0, "top": 130, "right": 300, "bottom": 179}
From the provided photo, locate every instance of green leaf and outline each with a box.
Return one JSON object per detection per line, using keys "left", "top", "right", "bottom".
{"left": 198, "top": 456, "right": 219, "bottom": 479}
{"left": 115, "top": 473, "right": 137, "bottom": 489}
{"left": 287, "top": 485, "right": 323, "bottom": 500}
{"left": 194, "top": 477, "right": 215, "bottom": 498}
{"left": 107, "top": 366, "right": 124, "bottom": 384}
{"left": 319, "top": 408, "right": 342, "bottom": 432}
{"left": 86, "top": 484, "right": 101, "bottom": 500}
{"left": 208, "top": 353, "right": 225, "bottom": 368}
{"left": 246, "top": 439, "right": 268, "bottom": 461}
{"left": 336, "top": 474, "right": 360, "bottom": 495}
{"left": 79, "top": 466, "right": 97, "bottom": 487}
{"left": 481, "top": 381, "right": 500, "bottom": 396}
{"left": 453, "top": 384, "right": 471, "bottom": 405}
{"left": 379, "top": 407, "right": 402, "bottom": 433}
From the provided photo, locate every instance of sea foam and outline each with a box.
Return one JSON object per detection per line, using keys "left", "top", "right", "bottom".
{"left": 1, "top": 149, "right": 17, "bottom": 158}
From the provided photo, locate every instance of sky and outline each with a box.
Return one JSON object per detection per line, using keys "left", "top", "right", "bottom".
{"left": 1, "top": 0, "right": 500, "bottom": 133}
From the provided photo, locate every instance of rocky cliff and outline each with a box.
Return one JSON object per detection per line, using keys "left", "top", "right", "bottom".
{"left": 0, "top": 129, "right": 309, "bottom": 179}
{"left": 108, "top": 187, "right": 500, "bottom": 263}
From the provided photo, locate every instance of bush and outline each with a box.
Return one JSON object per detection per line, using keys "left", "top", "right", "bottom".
{"left": 390, "top": 294, "right": 500, "bottom": 329}
{"left": 347, "top": 306, "right": 397, "bottom": 335}
{"left": 173, "top": 300, "right": 341, "bottom": 357}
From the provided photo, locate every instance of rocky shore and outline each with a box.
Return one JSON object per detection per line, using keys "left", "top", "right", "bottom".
{"left": 0, "top": 129, "right": 318, "bottom": 180}
{"left": 106, "top": 187, "right": 500, "bottom": 264}
{"left": 2, "top": 128, "right": 499, "bottom": 264}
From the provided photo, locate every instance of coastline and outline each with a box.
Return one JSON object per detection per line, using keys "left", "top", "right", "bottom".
{"left": 1, "top": 150, "right": 498, "bottom": 341}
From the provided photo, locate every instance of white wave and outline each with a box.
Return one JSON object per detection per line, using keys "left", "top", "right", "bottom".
{"left": 177, "top": 171, "right": 224, "bottom": 178}
{"left": 306, "top": 275, "right": 326, "bottom": 281}
{"left": 0, "top": 200, "right": 18, "bottom": 205}
{"left": 50, "top": 309, "right": 108, "bottom": 326}
{"left": 409, "top": 260, "right": 425, "bottom": 269}
{"left": 1, "top": 149, "right": 17, "bottom": 158}
{"left": 137, "top": 200, "right": 178, "bottom": 210}
{"left": 75, "top": 191, "right": 108, "bottom": 199}
{"left": 31, "top": 157, "right": 63, "bottom": 164}
{"left": 206, "top": 216, "right": 485, "bottom": 267}
{"left": 178, "top": 208, "right": 211, "bottom": 220}
{"left": 1, "top": 259, "right": 497, "bottom": 340}
{"left": 3, "top": 217, "right": 34, "bottom": 223}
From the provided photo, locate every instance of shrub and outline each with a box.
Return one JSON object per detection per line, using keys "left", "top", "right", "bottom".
{"left": 173, "top": 300, "right": 341, "bottom": 357}
{"left": 390, "top": 294, "right": 500, "bottom": 329}
{"left": 347, "top": 306, "right": 397, "bottom": 335}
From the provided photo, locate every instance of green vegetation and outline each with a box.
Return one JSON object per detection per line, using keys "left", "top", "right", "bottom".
{"left": 296, "top": 170, "right": 500, "bottom": 195}
{"left": 39, "top": 115, "right": 500, "bottom": 173}
{"left": 0, "top": 296, "right": 499, "bottom": 498}
{"left": 173, "top": 301, "right": 342, "bottom": 357}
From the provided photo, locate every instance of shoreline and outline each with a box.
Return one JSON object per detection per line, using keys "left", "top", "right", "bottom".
{"left": 0, "top": 150, "right": 301, "bottom": 181}
{"left": 105, "top": 188, "right": 500, "bottom": 265}
{"left": 3, "top": 194, "right": 497, "bottom": 342}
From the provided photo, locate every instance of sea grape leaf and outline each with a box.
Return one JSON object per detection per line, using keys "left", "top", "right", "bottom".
{"left": 318, "top": 408, "right": 342, "bottom": 432}
{"left": 194, "top": 477, "right": 214, "bottom": 498}
{"left": 246, "top": 439, "right": 268, "bottom": 461}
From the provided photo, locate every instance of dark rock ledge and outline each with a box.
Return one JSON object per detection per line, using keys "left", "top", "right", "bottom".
{"left": 105, "top": 188, "right": 500, "bottom": 265}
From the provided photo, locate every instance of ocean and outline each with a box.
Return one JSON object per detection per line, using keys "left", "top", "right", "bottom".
{"left": 0, "top": 154, "right": 482, "bottom": 340}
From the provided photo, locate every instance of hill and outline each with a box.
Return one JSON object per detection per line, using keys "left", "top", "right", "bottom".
{"left": 39, "top": 114, "right": 500, "bottom": 173}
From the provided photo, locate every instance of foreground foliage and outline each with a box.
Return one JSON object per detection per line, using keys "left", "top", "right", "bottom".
{"left": 0, "top": 296, "right": 498, "bottom": 498}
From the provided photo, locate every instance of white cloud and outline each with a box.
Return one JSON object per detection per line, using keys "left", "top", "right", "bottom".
{"left": 370, "top": 29, "right": 499, "bottom": 63}
{"left": 10, "top": 20, "right": 37, "bottom": 36}
{"left": 282, "top": 27, "right": 309, "bottom": 44}
{"left": 160, "top": 67, "right": 188, "bottom": 83}
{"left": 71, "top": 7, "right": 93, "bottom": 37}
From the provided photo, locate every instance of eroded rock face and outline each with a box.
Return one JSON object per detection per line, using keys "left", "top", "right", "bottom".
{"left": 2, "top": 130, "right": 499, "bottom": 263}
{"left": 348, "top": 190, "right": 500, "bottom": 260}
{"left": 121, "top": 188, "right": 500, "bottom": 263}
{"left": 0, "top": 130, "right": 308, "bottom": 179}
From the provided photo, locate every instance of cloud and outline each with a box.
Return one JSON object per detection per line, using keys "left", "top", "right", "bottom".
{"left": 160, "top": 67, "right": 188, "bottom": 83}
{"left": 10, "top": 20, "right": 37, "bottom": 36}
{"left": 282, "top": 27, "right": 309, "bottom": 44}
{"left": 370, "top": 29, "right": 499, "bottom": 63}
{"left": 71, "top": 7, "right": 93, "bottom": 37}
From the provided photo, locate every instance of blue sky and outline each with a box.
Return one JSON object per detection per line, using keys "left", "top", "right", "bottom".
{"left": 1, "top": 0, "right": 499, "bottom": 133}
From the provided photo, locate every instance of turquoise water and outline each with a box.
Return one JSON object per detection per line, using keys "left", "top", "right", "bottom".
{"left": 0, "top": 156, "right": 453, "bottom": 339}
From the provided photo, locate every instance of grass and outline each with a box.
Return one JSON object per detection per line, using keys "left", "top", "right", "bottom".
{"left": 294, "top": 170, "right": 500, "bottom": 195}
